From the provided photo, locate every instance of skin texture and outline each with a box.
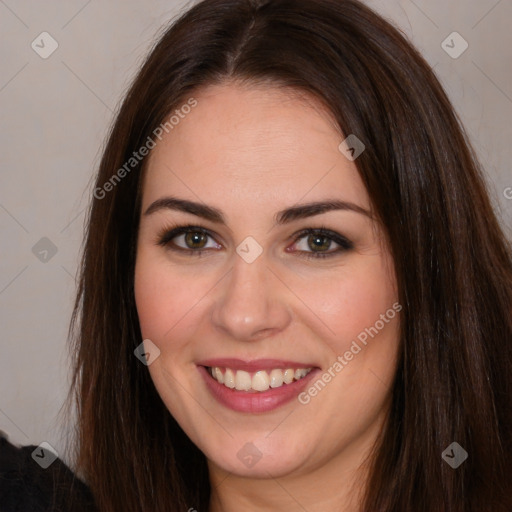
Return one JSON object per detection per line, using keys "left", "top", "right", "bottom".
{"left": 134, "top": 82, "right": 401, "bottom": 512}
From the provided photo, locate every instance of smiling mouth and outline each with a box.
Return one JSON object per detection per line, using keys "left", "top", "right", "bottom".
{"left": 205, "top": 366, "right": 313, "bottom": 392}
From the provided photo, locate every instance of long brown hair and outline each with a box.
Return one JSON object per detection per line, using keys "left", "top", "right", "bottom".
{"left": 67, "top": 0, "right": 512, "bottom": 510}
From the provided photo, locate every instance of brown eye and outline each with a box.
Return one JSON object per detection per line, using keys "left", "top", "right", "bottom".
{"left": 307, "top": 234, "right": 332, "bottom": 252}
{"left": 290, "top": 228, "right": 354, "bottom": 259}
{"left": 156, "top": 225, "right": 222, "bottom": 255}
{"left": 183, "top": 231, "right": 208, "bottom": 249}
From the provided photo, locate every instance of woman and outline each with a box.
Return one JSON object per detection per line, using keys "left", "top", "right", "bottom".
{"left": 2, "top": 0, "right": 511, "bottom": 510}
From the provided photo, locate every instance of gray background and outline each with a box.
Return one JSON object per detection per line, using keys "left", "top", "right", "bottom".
{"left": 1, "top": 0, "right": 511, "bottom": 462}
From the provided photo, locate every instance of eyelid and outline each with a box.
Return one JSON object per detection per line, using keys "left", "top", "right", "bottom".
{"left": 288, "top": 227, "right": 354, "bottom": 257}
{"left": 155, "top": 223, "right": 353, "bottom": 258}
{"left": 155, "top": 223, "right": 221, "bottom": 250}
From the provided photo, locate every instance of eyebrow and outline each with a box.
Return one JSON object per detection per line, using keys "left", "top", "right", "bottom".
{"left": 143, "top": 196, "right": 372, "bottom": 224}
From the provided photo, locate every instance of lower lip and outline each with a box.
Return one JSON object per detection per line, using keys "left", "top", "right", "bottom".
{"left": 198, "top": 365, "right": 320, "bottom": 413}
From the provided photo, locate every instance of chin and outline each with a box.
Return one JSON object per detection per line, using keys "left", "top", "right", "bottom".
{"left": 204, "top": 433, "right": 313, "bottom": 479}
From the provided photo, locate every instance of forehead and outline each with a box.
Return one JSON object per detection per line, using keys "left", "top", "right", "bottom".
{"left": 142, "top": 82, "right": 370, "bottom": 214}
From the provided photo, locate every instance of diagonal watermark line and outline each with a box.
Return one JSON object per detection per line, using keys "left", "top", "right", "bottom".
{"left": 265, "top": 470, "right": 310, "bottom": 511}
{"left": 163, "top": 267, "right": 233, "bottom": 337}
{"left": 472, "top": 0, "right": 503, "bottom": 29}
{"left": 0, "top": 265, "right": 28, "bottom": 295}
{"left": 368, "top": 368, "right": 387, "bottom": 387}
{"left": 61, "top": 61, "right": 113, "bottom": 112}
{"left": 266, "top": 163, "right": 337, "bottom": 236}
{"left": 62, "top": 0, "right": 91, "bottom": 29}
{"left": 159, "top": 365, "right": 235, "bottom": 438}
{"left": 0, "top": 0, "right": 29, "bottom": 28}
{"left": 0, "top": 203, "right": 29, "bottom": 233}
{"left": 407, "top": 0, "right": 439, "bottom": 29}
{"left": 60, "top": 265, "right": 76, "bottom": 280}
{"left": 211, "top": 470, "right": 233, "bottom": 490}
{"left": 0, "top": 62, "right": 29, "bottom": 93}
{"left": 60, "top": 206, "right": 86, "bottom": 233}
{"left": 265, "top": 266, "right": 337, "bottom": 336}
{"left": 264, "top": 409, "right": 296, "bottom": 438}
{"left": 472, "top": 60, "right": 512, "bottom": 105}
{"left": 163, "top": 163, "right": 207, "bottom": 206}
{"left": 0, "top": 406, "right": 30, "bottom": 440}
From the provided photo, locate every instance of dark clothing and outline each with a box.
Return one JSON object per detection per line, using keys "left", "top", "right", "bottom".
{"left": 0, "top": 434, "right": 97, "bottom": 512}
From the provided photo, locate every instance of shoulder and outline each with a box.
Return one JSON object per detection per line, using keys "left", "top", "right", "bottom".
{"left": 0, "top": 431, "right": 97, "bottom": 512}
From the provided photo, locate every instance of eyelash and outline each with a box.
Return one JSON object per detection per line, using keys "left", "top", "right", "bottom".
{"left": 155, "top": 223, "right": 354, "bottom": 259}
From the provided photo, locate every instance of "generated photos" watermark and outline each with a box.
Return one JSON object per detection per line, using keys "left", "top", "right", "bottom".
{"left": 298, "top": 301, "right": 402, "bottom": 404}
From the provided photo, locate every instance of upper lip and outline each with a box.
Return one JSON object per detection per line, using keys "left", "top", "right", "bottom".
{"left": 197, "top": 358, "right": 317, "bottom": 372}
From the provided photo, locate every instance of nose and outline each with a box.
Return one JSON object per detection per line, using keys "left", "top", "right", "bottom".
{"left": 210, "top": 254, "right": 292, "bottom": 342}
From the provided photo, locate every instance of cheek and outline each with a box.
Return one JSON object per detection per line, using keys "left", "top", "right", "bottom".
{"left": 134, "top": 250, "right": 205, "bottom": 344}
{"left": 293, "top": 257, "right": 398, "bottom": 355}
{"left": 302, "top": 259, "right": 399, "bottom": 411}
{"left": 134, "top": 252, "right": 204, "bottom": 410}
{"left": 333, "top": 278, "right": 395, "bottom": 345}
{"left": 292, "top": 263, "right": 399, "bottom": 456}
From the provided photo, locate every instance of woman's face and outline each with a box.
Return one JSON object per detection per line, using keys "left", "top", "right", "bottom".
{"left": 135, "top": 82, "right": 400, "bottom": 482}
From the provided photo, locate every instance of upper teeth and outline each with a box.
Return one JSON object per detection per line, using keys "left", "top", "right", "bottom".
{"left": 209, "top": 367, "right": 312, "bottom": 392}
